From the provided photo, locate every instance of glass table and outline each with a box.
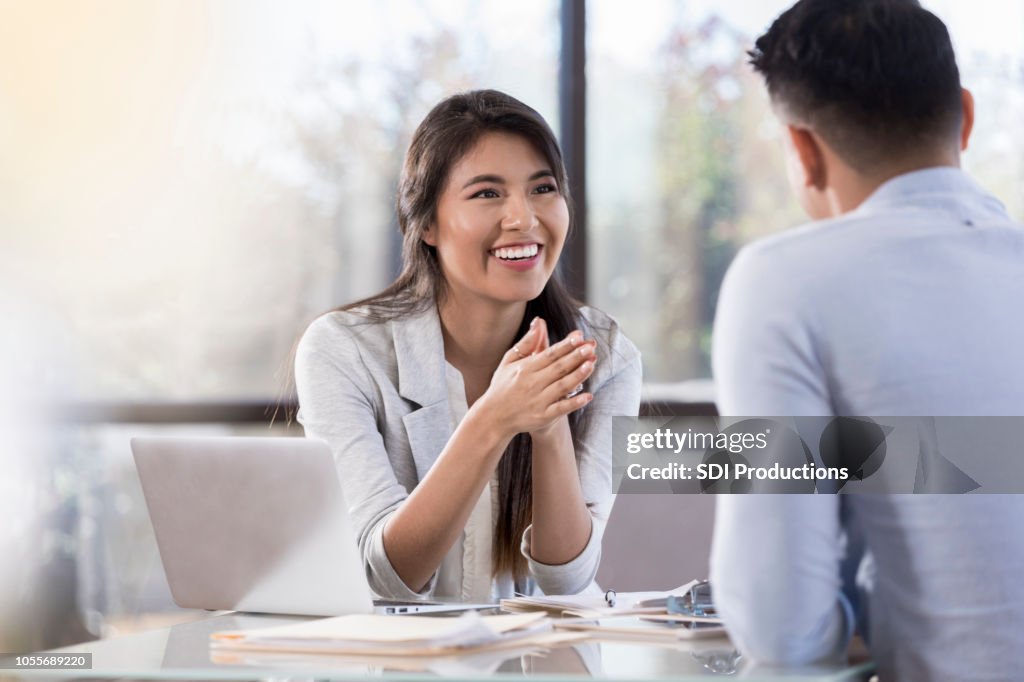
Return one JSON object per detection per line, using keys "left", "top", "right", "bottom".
{"left": 16, "top": 612, "right": 874, "bottom": 681}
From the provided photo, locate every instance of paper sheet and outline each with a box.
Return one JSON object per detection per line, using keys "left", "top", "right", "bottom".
{"left": 210, "top": 611, "right": 556, "bottom": 657}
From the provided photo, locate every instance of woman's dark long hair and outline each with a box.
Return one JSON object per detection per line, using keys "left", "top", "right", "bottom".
{"left": 343, "top": 89, "right": 586, "bottom": 581}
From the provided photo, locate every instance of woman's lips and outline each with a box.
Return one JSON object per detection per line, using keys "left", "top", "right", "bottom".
{"left": 490, "top": 244, "right": 543, "bottom": 272}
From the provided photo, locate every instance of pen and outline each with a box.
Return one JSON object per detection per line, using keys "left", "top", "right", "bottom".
{"left": 604, "top": 589, "right": 616, "bottom": 608}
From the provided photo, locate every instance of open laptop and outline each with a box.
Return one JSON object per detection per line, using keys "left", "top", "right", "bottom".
{"left": 132, "top": 436, "right": 490, "bottom": 616}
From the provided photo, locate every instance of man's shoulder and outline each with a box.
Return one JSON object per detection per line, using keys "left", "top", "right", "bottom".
{"left": 738, "top": 212, "right": 875, "bottom": 267}
{"left": 724, "top": 217, "right": 845, "bottom": 306}
{"left": 729, "top": 202, "right": 952, "bottom": 301}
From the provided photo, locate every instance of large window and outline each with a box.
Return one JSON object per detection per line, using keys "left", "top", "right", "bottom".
{"left": 589, "top": 0, "right": 1024, "bottom": 383}
{"left": 0, "top": 1, "right": 558, "bottom": 401}
{"left": 1, "top": 0, "right": 561, "bottom": 643}
{"left": 2, "top": 1, "right": 1020, "bottom": 399}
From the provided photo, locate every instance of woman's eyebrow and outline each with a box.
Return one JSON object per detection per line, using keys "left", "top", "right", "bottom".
{"left": 460, "top": 169, "right": 555, "bottom": 190}
{"left": 461, "top": 174, "right": 504, "bottom": 189}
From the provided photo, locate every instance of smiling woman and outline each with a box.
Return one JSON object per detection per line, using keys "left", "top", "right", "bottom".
{"left": 427, "top": 132, "right": 569, "bottom": 311}
{"left": 293, "top": 90, "right": 642, "bottom": 602}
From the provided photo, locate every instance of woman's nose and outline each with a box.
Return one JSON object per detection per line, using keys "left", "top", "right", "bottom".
{"left": 500, "top": 194, "right": 539, "bottom": 231}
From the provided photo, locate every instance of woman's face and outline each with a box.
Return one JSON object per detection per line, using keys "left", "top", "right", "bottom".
{"left": 426, "top": 132, "right": 569, "bottom": 308}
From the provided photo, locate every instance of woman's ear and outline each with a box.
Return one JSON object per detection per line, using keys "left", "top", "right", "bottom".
{"left": 422, "top": 223, "right": 438, "bottom": 247}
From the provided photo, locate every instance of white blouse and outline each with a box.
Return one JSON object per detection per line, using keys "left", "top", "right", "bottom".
{"left": 437, "top": 361, "right": 516, "bottom": 602}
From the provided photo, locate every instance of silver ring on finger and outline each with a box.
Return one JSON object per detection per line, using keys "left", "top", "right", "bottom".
{"left": 565, "top": 383, "right": 585, "bottom": 399}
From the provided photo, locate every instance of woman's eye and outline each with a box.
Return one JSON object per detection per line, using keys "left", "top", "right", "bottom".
{"left": 471, "top": 188, "right": 500, "bottom": 199}
{"left": 533, "top": 183, "right": 558, "bottom": 195}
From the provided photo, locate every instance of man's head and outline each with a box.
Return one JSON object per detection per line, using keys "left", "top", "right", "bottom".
{"left": 751, "top": 0, "right": 974, "bottom": 217}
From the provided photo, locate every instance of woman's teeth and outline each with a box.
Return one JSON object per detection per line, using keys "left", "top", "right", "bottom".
{"left": 493, "top": 244, "right": 539, "bottom": 261}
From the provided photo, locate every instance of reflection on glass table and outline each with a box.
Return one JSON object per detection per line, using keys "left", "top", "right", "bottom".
{"left": 32, "top": 612, "right": 874, "bottom": 681}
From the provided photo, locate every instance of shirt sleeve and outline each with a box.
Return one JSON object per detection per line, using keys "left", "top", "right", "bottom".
{"left": 712, "top": 245, "right": 833, "bottom": 417}
{"left": 521, "top": 315, "right": 643, "bottom": 595}
{"left": 709, "top": 244, "right": 854, "bottom": 664}
{"left": 294, "top": 316, "right": 438, "bottom": 600}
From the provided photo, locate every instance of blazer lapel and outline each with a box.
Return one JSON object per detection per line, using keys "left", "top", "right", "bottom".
{"left": 402, "top": 405, "right": 452, "bottom": 483}
{"left": 393, "top": 305, "right": 453, "bottom": 482}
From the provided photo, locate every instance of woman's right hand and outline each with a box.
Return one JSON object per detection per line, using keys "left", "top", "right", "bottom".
{"left": 473, "top": 318, "right": 597, "bottom": 441}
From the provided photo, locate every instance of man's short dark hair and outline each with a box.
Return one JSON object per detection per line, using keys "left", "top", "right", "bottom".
{"left": 749, "top": 0, "right": 963, "bottom": 172}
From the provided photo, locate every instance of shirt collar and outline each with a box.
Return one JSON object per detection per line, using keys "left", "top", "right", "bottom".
{"left": 854, "top": 167, "right": 1010, "bottom": 225}
{"left": 391, "top": 303, "right": 448, "bottom": 407}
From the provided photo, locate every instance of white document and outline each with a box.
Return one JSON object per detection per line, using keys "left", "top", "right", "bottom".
{"left": 210, "top": 611, "right": 565, "bottom": 656}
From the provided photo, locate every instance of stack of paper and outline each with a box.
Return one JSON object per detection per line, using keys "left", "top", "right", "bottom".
{"left": 500, "top": 580, "right": 702, "bottom": 618}
{"left": 210, "top": 611, "right": 584, "bottom": 657}
{"left": 554, "top": 616, "right": 726, "bottom": 642}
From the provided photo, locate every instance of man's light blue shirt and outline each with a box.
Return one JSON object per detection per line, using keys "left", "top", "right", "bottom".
{"left": 710, "top": 168, "right": 1024, "bottom": 680}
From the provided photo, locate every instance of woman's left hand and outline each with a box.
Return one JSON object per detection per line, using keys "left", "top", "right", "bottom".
{"left": 526, "top": 319, "right": 582, "bottom": 441}
{"left": 475, "top": 317, "right": 597, "bottom": 441}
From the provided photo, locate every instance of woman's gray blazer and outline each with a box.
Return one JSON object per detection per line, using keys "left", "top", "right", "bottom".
{"left": 294, "top": 303, "right": 642, "bottom": 599}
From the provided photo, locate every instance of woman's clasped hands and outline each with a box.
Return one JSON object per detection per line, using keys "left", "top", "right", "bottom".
{"left": 475, "top": 317, "right": 597, "bottom": 441}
